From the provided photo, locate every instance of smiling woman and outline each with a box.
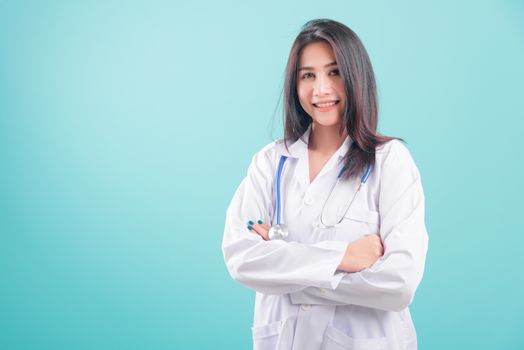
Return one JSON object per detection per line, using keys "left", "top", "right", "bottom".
{"left": 297, "top": 42, "right": 346, "bottom": 125}
{"left": 222, "top": 19, "right": 428, "bottom": 350}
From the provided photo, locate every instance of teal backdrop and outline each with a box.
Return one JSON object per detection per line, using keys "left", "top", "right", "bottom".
{"left": 1, "top": 0, "right": 523, "bottom": 349}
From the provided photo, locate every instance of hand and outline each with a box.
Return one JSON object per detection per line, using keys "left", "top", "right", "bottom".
{"left": 337, "top": 234, "right": 384, "bottom": 273}
{"left": 247, "top": 219, "right": 270, "bottom": 241}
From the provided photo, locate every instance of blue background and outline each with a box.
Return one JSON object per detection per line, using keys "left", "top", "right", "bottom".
{"left": 1, "top": 0, "right": 523, "bottom": 349}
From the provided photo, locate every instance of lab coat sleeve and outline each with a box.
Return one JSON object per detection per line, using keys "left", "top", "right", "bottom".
{"left": 289, "top": 141, "right": 429, "bottom": 311}
{"left": 222, "top": 145, "right": 348, "bottom": 295}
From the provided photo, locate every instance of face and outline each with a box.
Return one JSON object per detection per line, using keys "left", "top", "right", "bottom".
{"left": 296, "top": 41, "right": 346, "bottom": 129}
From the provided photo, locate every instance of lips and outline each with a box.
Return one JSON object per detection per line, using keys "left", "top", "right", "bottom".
{"left": 313, "top": 100, "right": 339, "bottom": 108}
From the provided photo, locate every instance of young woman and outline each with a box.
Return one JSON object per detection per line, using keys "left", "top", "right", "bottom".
{"left": 222, "top": 19, "right": 428, "bottom": 350}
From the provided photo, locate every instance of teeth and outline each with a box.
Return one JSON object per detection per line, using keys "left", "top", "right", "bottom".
{"left": 315, "top": 101, "right": 337, "bottom": 108}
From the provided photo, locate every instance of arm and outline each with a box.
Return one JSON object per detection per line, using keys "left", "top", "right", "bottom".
{"left": 222, "top": 147, "right": 349, "bottom": 295}
{"left": 249, "top": 221, "right": 384, "bottom": 272}
{"left": 289, "top": 141, "right": 429, "bottom": 311}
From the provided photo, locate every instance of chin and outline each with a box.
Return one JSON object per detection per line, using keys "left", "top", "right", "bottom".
{"left": 312, "top": 116, "right": 342, "bottom": 128}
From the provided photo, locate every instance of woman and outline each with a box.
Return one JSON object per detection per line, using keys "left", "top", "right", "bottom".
{"left": 222, "top": 19, "right": 428, "bottom": 350}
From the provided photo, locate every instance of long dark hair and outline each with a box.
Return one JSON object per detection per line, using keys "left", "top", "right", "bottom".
{"left": 283, "top": 19, "right": 400, "bottom": 180}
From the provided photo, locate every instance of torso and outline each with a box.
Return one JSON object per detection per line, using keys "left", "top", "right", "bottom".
{"left": 247, "top": 139, "right": 421, "bottom": 350}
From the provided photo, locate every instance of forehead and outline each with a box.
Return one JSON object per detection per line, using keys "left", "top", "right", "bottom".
{"left": 299, "top": 41, "right": 336, "bottom": 66}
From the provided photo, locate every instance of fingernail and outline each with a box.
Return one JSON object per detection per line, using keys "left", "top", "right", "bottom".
{"left": 257, "top": 220, "right": 263, "bottom": 225}
{"left": 248, "top": 220, "right": 254, "bottom": 225}
{"left": 247, "top": 226, "right": 253, "bottom": 231}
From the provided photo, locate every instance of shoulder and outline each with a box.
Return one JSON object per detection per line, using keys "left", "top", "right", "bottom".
{"left": 252, "top": 139, "right": 282, "bottom": 163}
{"left": 247, "top": 139, "right": 283, "bottom": 178}
{"left": 376, "top": 139, "right": 410, "bottom": 158}
{"left": 375, "top": 139, "right": 420, "bottom": 180}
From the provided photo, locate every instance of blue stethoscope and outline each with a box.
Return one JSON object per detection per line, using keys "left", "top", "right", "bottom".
{"left": 268, "top": 155, "right": 373, "bottom": 240}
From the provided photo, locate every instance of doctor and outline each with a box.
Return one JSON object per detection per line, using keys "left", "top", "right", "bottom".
{"left": 222, "top": 19, "right": 428, "bottom": 350}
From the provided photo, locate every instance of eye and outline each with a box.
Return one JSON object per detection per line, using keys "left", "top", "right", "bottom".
{"left": 330, "top": 69, "right": 340, "bottom": 76}
{"left": 301, "top": 72, "right": 314, "bottom": 80}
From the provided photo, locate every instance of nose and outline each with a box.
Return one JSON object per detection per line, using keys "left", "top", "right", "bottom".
{"left": 313, "top": 73, "right": 332, "bottom": 96}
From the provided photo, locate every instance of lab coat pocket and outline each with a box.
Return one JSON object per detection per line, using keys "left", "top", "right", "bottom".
{"left": 321, "top": 325, "right": 388, "bottom": 350}
{"left": 252, "top": 320, "right": 283, "bottom": 350}
{"left": 340, "top": 207, "right": 380, "bottom": 224}
{"left": 333, "top": 208, "right": 380, "bottom": 242}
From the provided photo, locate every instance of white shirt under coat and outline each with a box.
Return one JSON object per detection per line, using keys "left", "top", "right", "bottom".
{"left": 222, "top": 125, "right": 429, "bottom": 350}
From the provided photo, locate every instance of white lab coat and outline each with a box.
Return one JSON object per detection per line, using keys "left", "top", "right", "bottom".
{"left": 222, "top": 125, "right": 428, "bottom": 350}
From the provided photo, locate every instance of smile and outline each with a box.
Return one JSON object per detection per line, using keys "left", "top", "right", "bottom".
{"left": 313, "top": 101, "right": 339, "bottom": 108}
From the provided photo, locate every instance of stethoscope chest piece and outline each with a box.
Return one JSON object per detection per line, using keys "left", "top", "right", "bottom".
{"left": 268, "top": 224, "right": 288, "bottom": 240}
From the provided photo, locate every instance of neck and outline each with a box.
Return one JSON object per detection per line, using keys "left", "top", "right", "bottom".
{"left": 308, "top": 123, "right": 348, "bottom": 155}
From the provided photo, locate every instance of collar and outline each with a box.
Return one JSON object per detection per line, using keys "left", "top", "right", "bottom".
{"left": 277, "top": 124, "right": 352, "bottom": 159}
{"left": 275, "top": 124, "right": 352, "bottom": 185}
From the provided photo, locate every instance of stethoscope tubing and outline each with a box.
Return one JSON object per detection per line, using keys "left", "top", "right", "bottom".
{"left": 274, "top": 155, "right": 372, "bottom": 228}
{"left": 275, "top": 155, "right": 288, "bottom": 226}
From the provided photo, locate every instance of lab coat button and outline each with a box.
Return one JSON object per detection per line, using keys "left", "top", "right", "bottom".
{"left": 301, "top": 304, "right": 312, "bottom": 311}
{"left": 320, "top": 289, "right": 327, "bottom": 295}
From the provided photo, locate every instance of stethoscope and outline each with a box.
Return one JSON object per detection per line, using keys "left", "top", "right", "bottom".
{"left": 268, "top": 155, "right": 373, "bottom": 240}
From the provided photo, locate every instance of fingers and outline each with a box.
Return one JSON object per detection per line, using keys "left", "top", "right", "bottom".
{"left": 363, "top": 234, "right": 384, "bottom": 257}
{"left": 247, "top": 219, "right": 270, "bottom": 241}
{"left": 253, "top": 220, "right": 269, "bottom": 240}
{"left": 370, "top": 234, "right": 384, "bottom": 256}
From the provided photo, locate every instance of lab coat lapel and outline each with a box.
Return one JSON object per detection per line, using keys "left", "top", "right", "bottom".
{"left": 294, "top": 144, "right": 310, "bottom": 187}
{"left": 277, "top": 126, "right": 311, "bottom": 187}
{"left": 313, "top": 136, "right": 351, "bottom": 182}
{"left": 276, "top": 125, "right": 352, "bottom": 186}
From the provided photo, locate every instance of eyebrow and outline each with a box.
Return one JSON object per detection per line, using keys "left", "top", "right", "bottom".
{"left": 298, "top": 61, "right": 338, "bottom": 72}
